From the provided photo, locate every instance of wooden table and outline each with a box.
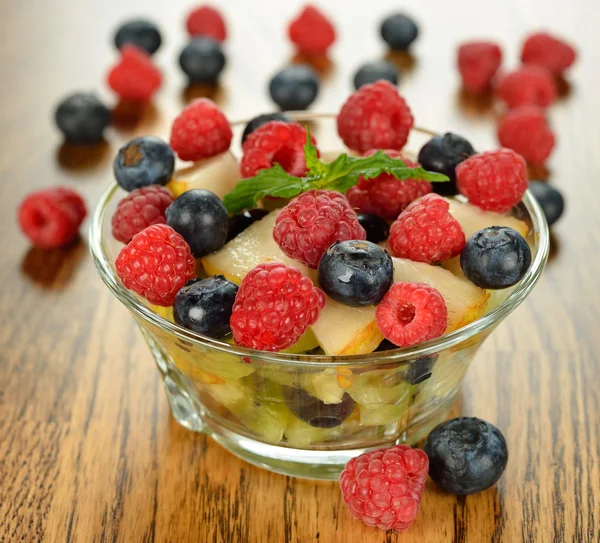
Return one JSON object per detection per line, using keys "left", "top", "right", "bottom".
{"left": 1, "top": 0, "right": 598, "bottom": 541}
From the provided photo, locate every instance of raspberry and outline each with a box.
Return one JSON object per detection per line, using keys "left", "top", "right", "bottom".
{"left": 456, "top": 148, "right": 528, "bottom": 213}
{"left": 288, "top": 5, "right": 336, "bottom": 56}
{"left": 115, "top": 224, "right": 195, "bottom": 306}
{"left": 273, "top": 190, "right": 366, "bottom": 269}
{"left": 18, "top": 187, "right": 87, "bottom": 249}
{"left": 375, "top": 282, "right": 448, "bottom": 347}
{"left": 107, "top": 45, "right": 162, "bottom": 102}
{"left": 495, "top": 65, "right": 557, "bottom": 109}
{"left": 170, "top": 98, "right": 232, "bottom": 161}
{"left": 457, "top": 41, "right": 502, "bottom": 93}
{"left": 337, "top": 81, "right": 414, "bottom": 154}
{"left": 497, "top": 106, "right": 555, "bottom": 165}
{"left": 339, "top": 444, "right": 429, "bottom": 531}
{"left": 240, "top": 121, "right": 317, "bottom": 178}
{"left": 111, "top": 185, "right": 174, "bottom": 244}
{"left": 346, "top": 150, "right": 432, "bottom": 220}
{"left": 521, "top": 32, "right": 576, "bottom": 74}
{"left": 185, "top": 5, "right": 227, "bottom": 43}
{"left": 388, "top": 194, "right": 465, "bottom": 263}
{"left": 230, "top": 263, "right": 326, "bottom": 351}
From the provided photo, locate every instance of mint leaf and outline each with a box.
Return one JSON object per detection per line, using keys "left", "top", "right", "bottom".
{"left": 304, "top": 130, "right": 325, "bottom": 177}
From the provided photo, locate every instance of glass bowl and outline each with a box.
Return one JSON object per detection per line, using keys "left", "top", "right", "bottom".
{"left": 90, "top": 113, "right": 549, "bottom": 480}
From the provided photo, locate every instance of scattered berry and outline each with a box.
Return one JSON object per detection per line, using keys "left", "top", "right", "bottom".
{"left": 54, "top": 92, "right": 111, "bottom": 144}
{"left": 456, "top": 148, "right": 528, "bottom": 213}
{"left": 18, "top": 187, "right": 87, "bottom": 249}
{"left": 185, "top": 5, "right": 227, "bottom": 43}
{"left": 528, "top": 181, "right": 564, "bottom": 226}
{"left": 107, "top": 45, "right": 162, "bottom": 102}
{"left": 340, "top": 444, "right": 429, "bottom": 531}
{"left": 380, "top": 13, "right": 419, "bottom": 51}
{"left": 269, "top": 65, "right": 319, "bottom": 111}
{"left": 288, "top": 5, "right": 336, "bottom": 56}
{"left": 113, "top": 136, "right": 175, "bottom": 192}
{"left": 273, "top": 190, "right": 366, "bottom": 269}
{"left": 227, "top": 208, "right": 270, "bottom": 241}
{"left": 460, "top": 226, "right": 532, "bottom": 289}
{"left": 241, "top": 112, "right": 291, "bottom": 144}
{"left": 388, "top": 194, "right": 465, "bottom": 264}
{"left": 170, "top": 98, "right": 232, "bottom": 161}
{"left": 496, "top": 65, "right": 557, "bottom": 109}
{"left": 337, "top": 80, "right": 414, "bottom": 153}
{"left": 165, "top": 189, "right": 229, "bottom": 257}
{"left": 179, "top": 37, "right": 226, "bottom": 83}
{"left": 403, "top": 355, "right": 438, "bottom": 385}
{"left": 114, "top": 19, "right": 162, "bottom": 55}
{"left": 375, "top": 282, "right": 448, "bottom": 347}
{"left": 521, "top": 32, "right": 576, "bottom": 74}
{"left": 457, "top": 41, "right": 502, "bottom": 93}
{"left": 356, "top": 213, "right": 390, "bottom": 244}
{"left": 353, "top": 60, "right": 399, "bottom": 90}
{"left": 111, "top": 185, "right": 174, "bottom": 244}
{"left": 424, "top": 417, "right": 508, "bottom": 495}
{"left": 230, "top": 262, "right": 326, "bottom": 351}
{"left": 283, "top": 387, "right": 355, "bottom": 428}
{"left": 115, "top": 224, "right": 195, "bottom": 306}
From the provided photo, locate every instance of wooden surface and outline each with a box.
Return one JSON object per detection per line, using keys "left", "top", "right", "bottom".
{"left": 1, "top": 0, "right": 598, "bottom": 541}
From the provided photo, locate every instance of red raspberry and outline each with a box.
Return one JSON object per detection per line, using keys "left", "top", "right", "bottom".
{"left": 111, "top": 185, "right": 174, "bottom": 244}
{"left": 457, "top": 41, "right": 502, "bottom": 93}
{"left": 241, "top": 121, "right": 317, "bottom": 178}
{"left": 497, "top": 106, "right": 555, "bottom": 166}
{"left": 337, "top": 81, "right": 414, "bottom": 154}
{"left": 340, "top": 444, "right": 429, "bottom": 531}
{"left": 288, "top": 5, "right": 336, "bottom": 56}
{"left": 107, "top": 45, "right": 162, "bottom": 102}
{"left": 521, "top": 32, "right": 576, "bottom": 74}
{"left": 18, "top": 187, "right": 87, "bottom": 249}
{"left": 170, "top": 98, "right": 232, "bottom": 161}
{"left": 495, "top": 65, "right": 557, "bottom": 109}
{"left": 115, "top": 224, "right": 195, "bottom": 306}
{"left": 375, "top": 282, "right": 448, "bottom": 347}
{"left": 230, "top": 262, "right": 326, "bottom": 351}
{"left": 273, "top": 190, "right": 366, "bottom": 269}
{"left": 346, "top": 149, "right": 432, "bottom": 220}
{"left": 456, "top": 148, "right": 528, "bottom": 213}
{"left": 388, "top": 194, "right": 465, "bottom": 263}
{"left": 185, "top": 5, "right": 227, "bottom": 43}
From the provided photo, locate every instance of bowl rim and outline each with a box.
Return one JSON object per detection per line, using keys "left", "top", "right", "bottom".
{"left": 89, "top": 112, "right": 550, "bottom": 367}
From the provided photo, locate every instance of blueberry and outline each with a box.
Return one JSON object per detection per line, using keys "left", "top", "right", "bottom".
{"left": 403, "top": 355, "right": 438, "bottom": 384}
{"left": 424, "top": 417, "right": 508, "bottom": 495}
{"left": 380, "top": 13, "right": 419, "bottom": 51}
{"left": 166, "top": 189, "right": 229, "bottom": 257}
{"left": 269, "top": 65, "right": 319, "bottom": 110}
{"left": 113, "top": 136, "right": 175, "bottom": 192}
{"left": 179, "top": 37, "right": 226, "bottom": 83}
{"left": 241, "top": 112, "right": 291, "bottom": 144}
{"left": 55, "top": 92, "right": 111, "bottom": 144}
{"left": 227, "top": 208, "right": 269, "bottom": 241}
{"left": 357, "top": 213, "right": 390, "bottom": 244}
{"left": 353, "top": 60, "right": 399, "bottom": 90}
{"left": 173, "top": 276, "right": 238, "bottom": 338}
{"left": 528, "top": 181, "right": 565, "bottom": 226}
{"left": 283, "top": 386, "right": 355, "bottom": 428}
{"left": 375, "top": 339, "right": 398, "bottom": 352}
{"left": 114, "top": 19, "right": 162, "bottom": 55}
{"left": 418, "top": 133, "right": 476, "bottom": 196}
{"left": 318, "top": 240, "right": 393, "bottom": 307}
{"left": 460, "top": 227, "right": 532, "bottom": 289}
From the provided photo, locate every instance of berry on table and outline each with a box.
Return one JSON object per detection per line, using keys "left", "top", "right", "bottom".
{"left": 340, "top": 444, "right": 429, "bottom": 531}
{"left": 107, "top": 45, "right": 162, "bottom": 102}
{"left": 353, "top": 60, "right": 399, "bottom": 90}
{"left": 356, "top": 213, "right": 389, "bottom": 244}
{"left": 423, "top": 417, "right": 508, "bottom": 495}
{"left": 269, "top": 65, "right": 319, "bottom": 111}
{"left": 185, "top": 5, "right": 227, "bottom": 43}
{"left": 380, "top": 13, "right": 419, "bottom": 51}
{"left": 528, "top": 181, "right": 564, "bottom": 226}
{"left": 113, "top": 136, "right": 175, "bottom": 192}
{"left": 495, "top": 65, "right": 557, "bottom": 109}
{"left": 114, "top": 19, "right": 162, "bottom": 55}
{"left": 460, "top": 226, "right": 532, "bottom": 289}
{"left": 54, "top": 92, "right": 111, "bottom": 144}
{"left": 227, "top": 208, "right": 269, "bottom": 241}
{"left": 283, "top": 387, "right": 355, "bottom": 428}
{"left": 288, "top": 5, "right": 336, "bottom": 56}
{"left": 457, "top": 41, "right": 502, "bottom": 94}
{"left": 179, "top": 37, "right": 226, "bottom": 83}
{"left": 241, "top": 112, "right": 291, "bottom": 144}
{"left": 521, "top": 31, "right": 576, "bottom": 74}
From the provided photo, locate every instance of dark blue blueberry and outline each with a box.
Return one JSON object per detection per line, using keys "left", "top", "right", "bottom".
{"left": 173, "top": 276, "right": 238, "bottom": 338}
{"left": 114, "top": 19, "right": 162, "bottom": 55}
{"left": 55, "top": 92, "right": 111, "bottom": 144}
{"left": 283, "top": 387, "right": 355, "bottom": 428}
{"left": 227, "top": 208, "right": 269, "bottom": 241}
{"left": 528, "top": 181, "right": 565, "bottom": 226}
{"left": 375, "top": 339, "right": 397, "bottom": 352}
{"left": 179, "top": 37, "right": 226, "bottom": 83}
{"left": 269, "top": 65, "right": 319, "bottom": 110}
{"left": 403, "top": 355, "right": 438, "bottom": 384}
{"left": 241, "top": 112, "right": 291, "bottom": 144}
{"left": 353, "top": 60, "right": 399, "bottom": 90}
{"left": 318, "top": 240, "right": 393, "bottom": 307}
{"left": 166, "top": 189, "right": 228, "bottom": 257}
{"left": 424, "top": 417, "right": 508, "bottom": 495}
{"left": 380, "top": 13, "right": 419, "bottom": 51}
{"left": 113, "top": 136, "right": 175, "bottom": 191}
{"left": 418, "top": 133, "right": 476, "bottom": 196}
{"left": 357, "top": 213, "right": 390, "bottom": 244}
{"left": 460, "top": 227, "right": 531, "bottom": 289}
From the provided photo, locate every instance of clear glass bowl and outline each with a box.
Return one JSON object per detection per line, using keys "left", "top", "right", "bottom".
{"left": 90, "top": 114, "right": 549, "bottom": 480}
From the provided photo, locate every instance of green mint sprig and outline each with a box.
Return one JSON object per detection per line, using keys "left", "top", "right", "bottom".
{"left": 223, "top": 133, "right": 449, "bottom": 214}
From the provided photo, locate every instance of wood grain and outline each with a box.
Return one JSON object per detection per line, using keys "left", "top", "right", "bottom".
{"left": 1, "top": 0, "right": 598, "bottom": 541}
